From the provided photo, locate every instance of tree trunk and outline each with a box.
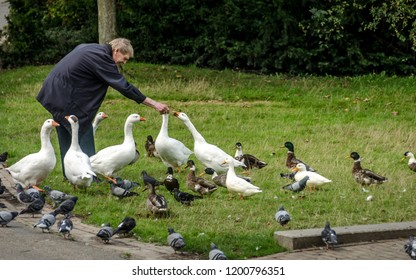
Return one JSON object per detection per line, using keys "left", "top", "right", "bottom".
{"left": 97, "top": 0, "right": 117, "bottom": 44}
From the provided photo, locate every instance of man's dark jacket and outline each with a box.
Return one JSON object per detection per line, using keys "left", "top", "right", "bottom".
{"left": 36, "top": 43, "right": 146, "bottom": 133}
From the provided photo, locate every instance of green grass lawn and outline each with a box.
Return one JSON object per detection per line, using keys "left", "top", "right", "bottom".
{"left": 1, "top": 64, "right": 415, "bottom": 259}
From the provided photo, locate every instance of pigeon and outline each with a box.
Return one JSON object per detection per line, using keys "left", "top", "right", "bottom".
{"left": 321, "top": 221, "right": 338, "bottom": 249}
{"left": 26, "top": 185, "right": 41, "bottom": 199}
{"left": 404, "top": 235, "right": 416, "bottom": 260}
{"left": 0, "top": 151, "right": 8, "bottom": 163}
{"left": 172, "top": 188, "right": 202, "bottom": 206}
{"left": 57, "top": 214, "right": 74, "bottom": 239}
{"left": 209, "top": 242, "right": 228, "bottom": 260}
{"left": 0, "top": 211, "right": 18, "bottom": 227}
{"left": 109, "top": 179, "right": 139, "bottom": 199}
{"left": 275, "top": 205, "right": 291, "bottom": 226}
{"left": 0, "top": 178, "right": 5, "bottom": 195}
{"left": 142, "top": 170, "right": 163, "bottom": 188}
{"left": 97, "top": 223, "right": 114, "bottom": 243}
{"left": 109, "top": 176, "right": 140, "bottom": 192}
{"left": 16, "top": 183, "right": 36, "bottom": 204}
{"left": 163, "top": 167, "right": 180, "bottom": 193}
{"left": 43, "top": 185, "right": 75, "bottom": 208}
{"left": 282, "top": 175, "right": 310, "bottom": 192}
{"left": 167, "top": 227, "right": 186, "bottom": 253}
{"left": 53, "top": 196, "right": 78, "bottom": 216}
{"left": 113, "top": 217, "right": 136, "bottom": 237}
{"left": 19, "top": 193, "right": 45, "bottom": 217}
{"left": 33, "top": 212, "right": 57, "bottom": 232}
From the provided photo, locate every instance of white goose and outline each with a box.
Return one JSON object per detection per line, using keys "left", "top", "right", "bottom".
{"left": 92, "top": 111, "right": 108, "bottom": 136}
{"left": 222, "top": 157, "right": 262, "bottom": 199}
{"left": 173, "top": 111, "right": 245, "bottom": 173}
{"left": 7, "top": 119, "right": 59, "bottom": 190}
{"left": 90, "top": 113, "right": 145, "bottom": 178}
{"left": 292, "top": 163, "right": 332, "bottom": 190}
{"left": 64, "top": 115, "right": 97, "bottom": 189}
{"left": 155, "top": 113, "right": 193, "bottom": 172}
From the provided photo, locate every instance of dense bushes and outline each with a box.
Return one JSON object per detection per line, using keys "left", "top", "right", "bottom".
{"left": 1, "top": 0, "right": 415, "bottom": 75}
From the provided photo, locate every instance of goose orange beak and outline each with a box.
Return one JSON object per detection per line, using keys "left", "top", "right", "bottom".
{"left": 52, "top": 120, "right": 60, "bottom": 127}
{"left": 292, "top": 167, "right": 299, "bottom": 172}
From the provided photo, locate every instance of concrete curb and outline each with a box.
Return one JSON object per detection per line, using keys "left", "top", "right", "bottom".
{"left": 275, "top": 221, "right": 416, "bottom": 250}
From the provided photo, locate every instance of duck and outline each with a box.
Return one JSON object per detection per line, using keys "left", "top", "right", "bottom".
{"left": 145, "top": 135, "right": 158, "bottom": 158}
{"left": 222, "top": 157, "right": 262, "bottom": 199}
{"left": 92, "top": 111, "right": 108, "bottom": 136}
{"left": 402, "top": 151, "right": 416, "bottom": 172}
{"left": 202, "top": 167, "right": 251, "bottom": 188}
{"left": 173, "top": 111, "right": 246, "bottom": 174}
{"left": 163, "top": 167, "right": 180, "bottom": 193}
{"left": 6, "top": 119, "right": 59, "bottom": 190}
{"left": 145, "top": 183, "right": 168, "bottom": 215}
{"left": 280, "top": 141, "right": 316, "bottom": 180}
{"left": 185, "top": 160, "right": 218, "bottom": 195}
{"left": 234, "top": 142, "right": 267, "bottom": 170}
{"left": 155, "top": 113, "right": 193, "bottom": 172}
{"left": 90, "top": 114, "right": 146, "bottom": 178}
{"left": 63, "top": 115, "right": 97, "bottom": 190}
{"left": 347, "top": 152, "right": 388, "bottom": 186}
{"left": 292, "top": 163, "right": 331, "bottom": 190}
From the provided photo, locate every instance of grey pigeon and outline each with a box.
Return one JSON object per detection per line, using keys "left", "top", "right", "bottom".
{"left": 57, "top": 214, "right": 74, "bottom": 239}
{"left": 112, "top": 176, "right": 140, "bottom": 191}
{"left": 321, "top": 221, "right": 338, "bottom": 249}
{"left": 53, "top": 196, "right": 78, "bottom": 216}
{"left": 282, "top": 175, "right": 310, "bottom": 192}
{"left": 113, "top": 217, "right": 136, "bottom": 237}
{"left": 0, "top": 178, "right": 6, "bottom": 195}
{"left": 404, "top": 235, "right": 416, "bottom": 260}
{"left": 43, "top": 185, "right": 74, "bottom": 207}
{"left": 172, "top": 188, "right": 202, "bottom": 206}
{"left": 275, "top": 205, "right": 291, "bottom": 226}
{"left": 33, "top": 212, "right": 57, "bottom": 232}
{"left": 209, "top": 242, "right": 227, "bottom": 260}
{"left": 110, "top": 181, "right": 139, "bottom": 198}
{"left": 19, "top": 194, "right": 45, "bottom": 217}
{"left": 0, "top": 211, "right": 18, "bottom": 227}
{"left": 142, "top": 170, "right": 163, "bottom": 188}
{"left": 96, "top": 223, "right": 114, "bottom": 243}
{"left": 16, "top": 183, "right": 36, "bottom": 204}
{"left": 167, "top": 227, "right": 186, "bottom": 253}
{"left": 26, "top": 185, "right": 41, "bottom": 199}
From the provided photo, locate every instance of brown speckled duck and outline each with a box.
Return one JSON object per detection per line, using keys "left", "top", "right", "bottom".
{"left": 348, "top": 152, "right": 388, "bottom": 186}
{"left": 185, "top": 160, "right": 217, "bottom": 195}
{"left": 145, "top": 183, "right": 168, "bottom": 215}
{"left": 402, "top": 151, "right": 416, "bottom": 172}
{"left": 281, "top": 141, "right": 316, "bottom": 171}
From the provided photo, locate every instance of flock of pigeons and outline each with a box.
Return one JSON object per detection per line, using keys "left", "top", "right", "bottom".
{"left": 1, "top": 108, "right": 416, "bottom": 260}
